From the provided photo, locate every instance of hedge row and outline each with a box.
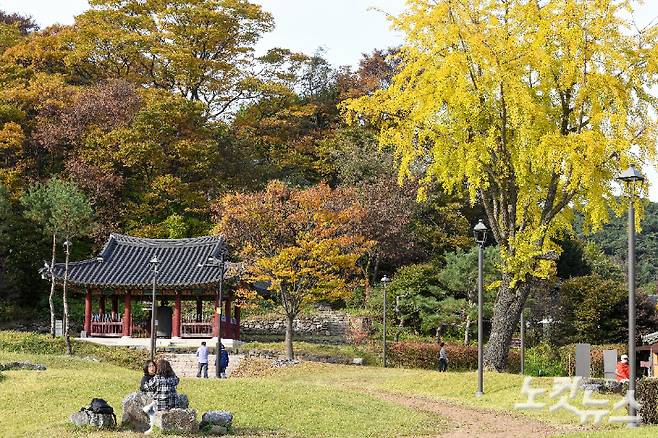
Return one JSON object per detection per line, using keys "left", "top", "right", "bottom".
{"left": 387, "top": 341, "right": 521, "bottom": 373}
{"left": 387, "top": 341, "right": 629, "bottom": 377}
{"left": 0, "top": 331, "right": 148, "bottom": 370}
{"left": 638, "top": 378, "right": 658, "bottom": 424}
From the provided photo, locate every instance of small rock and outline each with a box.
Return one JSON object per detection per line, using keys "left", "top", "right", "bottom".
{"left": 154, "top": 408, "right": 198, "bottom": 434}
{"left": 70, "top": 410, "right": 115, "bottom": 429}
{"left": 70, "top": 411, "right": 90, "bottom": 427}
{"left": 200, "top": 410, "right": 233, "bottom": 428}
{"left": 352, "top": 357, "right": 364, "bottom": 365}
{"left": 272, "top": 359, "right": 300, "bottom": 368}
{"left": 88, "top": 412, "right": 116, "bottom": 429}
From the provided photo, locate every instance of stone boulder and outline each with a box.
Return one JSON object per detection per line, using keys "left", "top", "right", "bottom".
{"left": 70, "top": 410, "right": 115, "bottom": 429}
{"left": 121, "top": 392, "right": 151, "bottom": 432}
{"left": 199, "top": 410, "right": 233, "bottom": 435}
{"left": 121, "top": 392, "right": 190, "bottom": 432}
{"left": 154, "top": 408, "right": 198, "bottom": 434}
{"left": 0, "top": 361, "right": 46, "bottom": 371}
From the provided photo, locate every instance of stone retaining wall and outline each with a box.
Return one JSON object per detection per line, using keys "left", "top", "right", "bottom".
{"left": 240, "top": 311, "right": 371, "bottom": 344}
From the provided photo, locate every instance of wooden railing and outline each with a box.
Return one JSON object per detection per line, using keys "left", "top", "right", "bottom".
{"left": 90, "top": 321, "right": 124, "bottom": 337}
{"left": 181, "top": 322, "right": 214, "bottom": 337}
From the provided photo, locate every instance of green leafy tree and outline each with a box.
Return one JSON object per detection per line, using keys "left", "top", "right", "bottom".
{"left": 555, "top": 275, "right": 658, "bottom": 345}
{"left": 73, "top": 0, "right": 274, "bottom": 117}
{"left": 387, "top": 246, "right": 499, "bottom": 342}
{"left": 21, "top": 179, "right": 63, "bottom": 337}
{"left": 22, "top": 178, "right": 94, "bottom": 352}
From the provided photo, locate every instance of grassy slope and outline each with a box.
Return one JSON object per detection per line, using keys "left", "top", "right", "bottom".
{"left": 0, "top": 352, "right": 441, "bottom": 438}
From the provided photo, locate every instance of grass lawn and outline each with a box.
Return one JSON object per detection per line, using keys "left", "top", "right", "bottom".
{"left": 0, "top": 351, "right": 441, "bottom": 437}
{"left": 2, "top": 337, "right": 658, "bottom": 437}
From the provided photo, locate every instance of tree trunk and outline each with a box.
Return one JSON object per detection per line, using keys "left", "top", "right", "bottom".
{"left": 284, "top": 313, "right": 295, "bottom": 360}
{"left": 372, "top": 252, "right": 380, "bottom": 287}
{"left": 49, "top": 233, "right": 56, "bottom": 338}
{"left": 362, "top": 256, "right": 371, "bottom": 306}
{"left": 464, "top": 311, "right": 471, "bottom": 345}
{"left": 484, "top": 276, "right": 528, "bottom": 371}
{"left": 63, "top": 238, "right": 72, "bottom": 355}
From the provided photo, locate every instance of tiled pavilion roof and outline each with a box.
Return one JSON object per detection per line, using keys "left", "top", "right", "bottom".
{"left": 48, "top": 234, "right": 239, "bottom": 290}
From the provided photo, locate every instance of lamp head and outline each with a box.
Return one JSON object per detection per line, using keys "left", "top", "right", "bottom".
{"left": 381, "top": 275, "right": 390, "bottom": 284}
{"left": 473, "top": 219, "right": 488, "bottom": 245}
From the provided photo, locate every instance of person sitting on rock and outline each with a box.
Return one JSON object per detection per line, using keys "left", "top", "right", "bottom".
{"left": 142, "top": 359, "right": 180, "bottom": 434}
{"left": 140, "top": 360, "right": 157, "bottom": 394}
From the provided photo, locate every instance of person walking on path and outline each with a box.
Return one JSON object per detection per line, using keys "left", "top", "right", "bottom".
{"left": 438, "top": 342, "right": 448, "bottom": 372}
{"left": 196, "top": 341, "right": 209, "bottom": 378}
{"left": 219, "top": 343, "right": 229, "bottom": 378}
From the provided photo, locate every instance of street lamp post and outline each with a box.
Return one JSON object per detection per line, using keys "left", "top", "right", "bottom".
{"left": 215, "top": 251, "right": 226, "bottom": 378}
{"left": 617, "top": 165, "right": 645, "bottom": 423}
{"left": 520, "top": 310, "right": 525, "bottom": 375}
{"left": 199, "top": 245, "right": 228, "bottom": 378}
{"left": 149, "top": 255, "right": 159, "bottom": 361}
{"left": 381, "top": 276, "right": 390, "bottom": 368}
{"left": 474, "top": 219, "right": 488, "bottom": 397}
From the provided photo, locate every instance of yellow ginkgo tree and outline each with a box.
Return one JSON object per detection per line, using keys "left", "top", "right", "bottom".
{"left": 344, "top": 0, "right": 658, "bottom": 370}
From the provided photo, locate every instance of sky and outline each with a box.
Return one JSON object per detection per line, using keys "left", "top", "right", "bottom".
{"left": 2, "top": 0, "right": 658, "bottom": 199}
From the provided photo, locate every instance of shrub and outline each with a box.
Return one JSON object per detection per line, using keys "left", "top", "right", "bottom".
{"left": 524, "top": 343, "right": 566, "bottom": 377}
{"left": 638, "top": 378, "right": 658, "bottom": 424}
{"left": 0, "top": 331, "right": 148, "bottom": 370}
{"left": 388, "top": 341, "right": 520, "bottom": 372}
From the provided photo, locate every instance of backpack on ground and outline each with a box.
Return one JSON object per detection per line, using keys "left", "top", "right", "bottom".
{"left": 80, "top": 398, "right": 117, "bottom": 426}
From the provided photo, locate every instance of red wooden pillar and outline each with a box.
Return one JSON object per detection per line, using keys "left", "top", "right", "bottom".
{"left": 172, "top": 291, "right": 181, "bottom": 338}
{"left": 224, "top": 298, "right": 232, "bottom": 338}
{"left": 99, "top": 295, "right": 106, "bottom": 316}
{"left": 234, "top": 305, "right": 240, "bottom": 339}
{"left": 122, "top": 292, "right": 132, "bottom": 337}
{"left": 111, "top": 295, "right": 119, "bottom": 321}
{"left": 213, "top": 294, "right": 219, "bottom": 338}
{"left": 84, "top": 289, "right": 92, "bottom": 336}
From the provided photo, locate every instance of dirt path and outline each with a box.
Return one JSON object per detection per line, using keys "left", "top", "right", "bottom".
{"left": 363, "top": 389, "right": 581, "bottom": 438}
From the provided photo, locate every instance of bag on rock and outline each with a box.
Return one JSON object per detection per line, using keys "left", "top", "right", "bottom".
{"left": 80, "top": 398, "right": 117, "bottom": 426}
{"left": 90, "top": 398, "right": 114, "bottom": 415}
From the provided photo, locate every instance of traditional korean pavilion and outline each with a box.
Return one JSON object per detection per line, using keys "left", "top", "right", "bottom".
{"left": 48, "top": 233, "right": 242, "bottom": 340}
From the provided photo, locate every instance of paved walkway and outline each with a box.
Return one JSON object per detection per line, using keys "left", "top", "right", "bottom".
{"left": 162, "top": 353, "right": 244, "bottom": 378}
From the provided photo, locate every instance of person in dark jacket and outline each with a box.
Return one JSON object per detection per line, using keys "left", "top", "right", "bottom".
{"left": 214, "top": 343, "right": 230, "bottom": 378}
{"left": 142, "top": 359, "right": 180, "bottom": 434}
{"left": 140, "top": 360, "right": 157, "bottom": 393}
